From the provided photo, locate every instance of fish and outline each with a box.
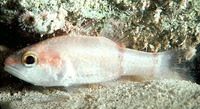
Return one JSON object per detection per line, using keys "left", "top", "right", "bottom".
{"left": 4, "top": 35, "right": 197, "bottom": 87}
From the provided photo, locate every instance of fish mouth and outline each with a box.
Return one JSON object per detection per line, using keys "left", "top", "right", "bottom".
{"left": 4, "top": 65, "right": 30, "bottom": 83}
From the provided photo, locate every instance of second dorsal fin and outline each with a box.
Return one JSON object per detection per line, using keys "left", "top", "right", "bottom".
{"left": 100, "top": 20, "right": 131, "bottom": 47}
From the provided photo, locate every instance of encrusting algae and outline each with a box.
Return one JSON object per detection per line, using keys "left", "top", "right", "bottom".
{"left": 0, "top": 0, "right": 199, "bottom": 51}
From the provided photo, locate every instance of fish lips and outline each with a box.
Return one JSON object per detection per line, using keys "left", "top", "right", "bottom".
{"left": 4, "top": 65, "right": 33, "bottom": 84}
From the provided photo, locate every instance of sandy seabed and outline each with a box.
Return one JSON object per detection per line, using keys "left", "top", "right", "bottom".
{"left": 1, "top": 76, "right": 200, "bottom": 109}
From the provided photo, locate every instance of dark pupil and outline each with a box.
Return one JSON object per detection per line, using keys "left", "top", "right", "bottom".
{"left": 25, "top": 56, "right": 35, "bottom": 64}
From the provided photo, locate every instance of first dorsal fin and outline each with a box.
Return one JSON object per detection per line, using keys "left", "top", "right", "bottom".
{"left": 65, "top": 19, "right": 97, "bottom": 36}
{"left": 65, "top": 19, "right": 131, "bottom": 47}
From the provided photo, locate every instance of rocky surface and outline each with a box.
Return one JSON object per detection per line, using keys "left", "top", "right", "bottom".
{"left": 0, "top": 0, "right": 199, "bottom": 51}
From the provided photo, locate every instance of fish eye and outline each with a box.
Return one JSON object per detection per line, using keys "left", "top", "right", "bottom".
{"left": 22, "top": 51, "right": 38, "bottom": 67}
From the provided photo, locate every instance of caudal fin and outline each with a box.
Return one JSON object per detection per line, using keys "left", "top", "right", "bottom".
{"left": 158, "top": 47, "right": 197, "bottom": 83}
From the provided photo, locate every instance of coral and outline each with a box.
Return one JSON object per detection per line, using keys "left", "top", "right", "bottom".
{"left": 18, "top": 10, "right": 36, "bottom": 33}
{"left": 1, "top": 0, "right": 67, "bottom": 35}
{"left": 0, "top": 0, "right": 199, "bottom": 50}
{"left": 18, "top": 0, "right": 67, "bottom": 35}
{"left": 122, "top": 0, "right": 200, "bottom": 52}
{"left": 194, "top": 0, "right": 200, "bottom": 12}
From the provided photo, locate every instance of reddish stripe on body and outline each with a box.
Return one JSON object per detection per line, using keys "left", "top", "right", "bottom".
{"left": 38, "top": 50, "right": 63, "bottom": 69}
{"left": 149, "top": 53, "right": 159, "bottom": 77}
{"left": 117, "top": 44, "right": 124, "bottom": 76}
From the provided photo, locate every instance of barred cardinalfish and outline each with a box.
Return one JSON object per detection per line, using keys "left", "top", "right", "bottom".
{"left": 4, "top": 35, "right": 197, "bottom": 87}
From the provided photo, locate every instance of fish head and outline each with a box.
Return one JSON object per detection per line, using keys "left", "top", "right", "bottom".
{"left": 4, "top": 46, "right": 68, "bottom": 87}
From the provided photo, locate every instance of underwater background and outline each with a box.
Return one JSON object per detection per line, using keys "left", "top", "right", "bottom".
{"left": 0, "top": 0, "right": 200, "bottom": 108}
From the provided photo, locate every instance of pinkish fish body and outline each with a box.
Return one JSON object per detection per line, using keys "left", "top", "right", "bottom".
{"left": 4, "top": 35, "right": 196, "bottom": 87}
